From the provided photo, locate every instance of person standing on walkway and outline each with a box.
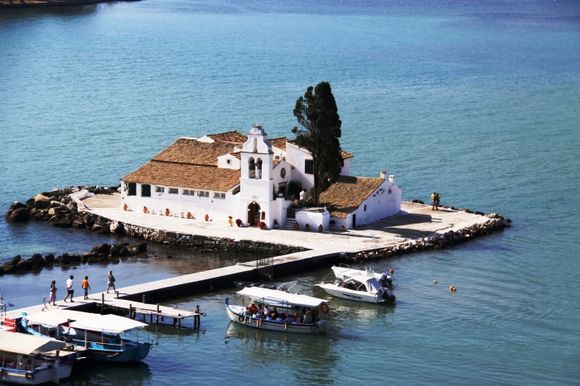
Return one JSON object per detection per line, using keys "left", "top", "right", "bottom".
{"left": 48, "top": 280, "right": 57, "bottom": 306}
{"left": 81, "top": 276, "right": 91, "bottom": 300}
{"left": 64, "top": 275, "right": 74, "bottom": 302}
{"left": 193, "top": 305, "right": 202, "bottom": 330}
{"left": 106, "top": 271, "right": 116, "bottom": 294}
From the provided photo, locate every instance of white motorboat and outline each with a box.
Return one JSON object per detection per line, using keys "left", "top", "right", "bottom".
{"left": 21, "top": 310, "right": 152, "bottom": 363}
{"left": 316, "top": 266, "right": 396, "bottom": 304}
{"left": 225, "top": 286, "right": 330, "bottom": 334}
{"left": 0, "top": 331, "right": 77, "bottom": 385}
{"left": 331, "top": 265, "right": 394, "bottom": 287}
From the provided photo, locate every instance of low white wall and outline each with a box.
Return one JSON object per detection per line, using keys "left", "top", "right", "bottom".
{"left": 295, "top": 208, "right": 330, "bottom": 231}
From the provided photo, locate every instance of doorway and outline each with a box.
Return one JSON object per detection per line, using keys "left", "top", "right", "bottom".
{"left": 247, "top": 202, "right": 261, "bottom": 226}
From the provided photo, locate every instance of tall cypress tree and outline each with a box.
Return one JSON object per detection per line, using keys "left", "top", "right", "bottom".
{"left": 292, "top": 81, "right": 343, "bottom": 206}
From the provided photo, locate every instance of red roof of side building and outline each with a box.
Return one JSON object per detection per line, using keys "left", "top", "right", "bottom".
{"left": 153, "top": 138, "right": 237, "bottom": 166}
{"left": 207, "top": 131, "right": 247, "bottom": 144}
{"left": 319, "top": 176, "right": 385, "bottom": 218}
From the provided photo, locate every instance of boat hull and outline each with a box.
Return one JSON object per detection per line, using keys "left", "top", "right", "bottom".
{"left": 0, "top": 363, "right": 73, "bottom": 385}
{"left": 316, "top": 283, "right": 386, "bottom": 304}
{"left": 225, "top": 305, "right": 326, "bottom": 334}
{"left": 82, "top": 340, "right": 152, "bottom": 363}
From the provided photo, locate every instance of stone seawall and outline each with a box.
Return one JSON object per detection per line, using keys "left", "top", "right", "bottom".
{"left": 348, "top": 213, "right": 510, "bottom": 263}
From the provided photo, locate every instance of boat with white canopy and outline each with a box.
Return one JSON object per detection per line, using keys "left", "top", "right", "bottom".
{"left": 225, "top": 287, "right": 330, "bottom": 334}
{"left": 21, "top": 310, "right": 152, "bottom": 363}
{"left": 0, "top": 331, "right": 77, "bottom": 384}
{"left": 316, "top": 266, "right": 396, "bottom": 304}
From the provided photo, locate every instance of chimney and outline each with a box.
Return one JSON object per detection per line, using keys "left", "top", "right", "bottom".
{"left": 379, "top": 170, "right": 387, "bottom": 179}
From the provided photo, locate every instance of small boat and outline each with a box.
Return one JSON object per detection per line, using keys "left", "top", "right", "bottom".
{"left": 316, "top": 267, "right": 396, "bottom": 304}
{"left": 331, "top": 265, "right": 394, "bottom": 287}
{"left": 0, "top": 331, "right": 77, "bottom": 385}
{"left": 21, "top": 310, "right": 152, "bottom": 363}
{"left": 225, "top": 286, "right": 330, "bottom": 334}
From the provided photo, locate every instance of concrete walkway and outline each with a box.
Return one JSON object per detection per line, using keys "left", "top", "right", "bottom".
{"left": 84, "top": 194, "right": 489, "bottom": 253}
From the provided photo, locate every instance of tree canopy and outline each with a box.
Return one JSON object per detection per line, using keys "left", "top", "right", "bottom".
{"left": 292, "top": 81, "right": 343, "bottom": 206}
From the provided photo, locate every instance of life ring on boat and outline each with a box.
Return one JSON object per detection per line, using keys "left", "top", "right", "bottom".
{"left": 123, "top": 203, "right": 128, "bottom": 211}
{"left": 187, "top": 212, "right": 193, "bottom": 219}
{"left": 320, "top": 303, "right": 330, "bottom": 314}
{"left": 165, "top": 208, "right": 170, "bottom": 216}
{"left": 238, "top": 315, "right": 246, "bottom": 323}
{"left": 143, "top": 206, "right": 149, "bottom": 214}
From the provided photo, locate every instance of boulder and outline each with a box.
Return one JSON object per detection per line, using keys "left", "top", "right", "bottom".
{"left": 30, "top": 253, "right": 45, "bottom": 268}
{"left": 9, "top": 201, "right": 27, "bottom": 211}
{"left": 0, "top": 262, "right": 16, "bottom": 274}
{"left": 110, "top": 221, "right": 125, "bottom": 235}
{"left": 6, "top": 207, "right": 30, "bottom": 222}
{"left": 118, "top": 245, "right": 130, "bottom": 257}
{"left": 33, "top": 194, "right": 51, "bottom": 209}
{"left": 60, "top": 253, "right": 72, "bottom": 265}
{"left": 91, "top": 243, "right": 111, "bottom": 255}
{"left": 44, "top": 253, "right": 55, "bottom": 264}
{"left": 137, "top": 243, "right": 147, "bottom": 253}
{"left": 16, "top": 260, "right": 33, "bottom": 271}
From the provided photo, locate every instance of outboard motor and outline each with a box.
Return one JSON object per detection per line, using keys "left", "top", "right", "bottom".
{"left": 379, "top": 271, "right": 394, "bottom": 287}
{"left": 380, "top": 288, "right": 396, "bottom": 305}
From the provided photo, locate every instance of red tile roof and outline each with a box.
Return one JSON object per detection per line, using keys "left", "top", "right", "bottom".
{"left": 269, "top": 137, "right": 287, "bottom": 150}
{"left": 207, "top": 131, "right": 247, "bottom": 144}
{"left": 153, "top": 139, "right": 237, "bottom": 166}
{"left": 320, "top": 176, "right": 385, "bottom": 218}
{"left": 123, "top": 161, "right": 240, "bottom": 192}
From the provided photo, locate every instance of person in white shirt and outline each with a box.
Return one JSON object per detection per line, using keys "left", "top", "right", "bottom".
{"left": 64, "top": 275, "right": 74, "bottom": 302}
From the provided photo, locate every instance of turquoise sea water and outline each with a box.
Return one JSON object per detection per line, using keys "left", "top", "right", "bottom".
{"left": 1, "top": 1, "right": 579, "bottom": 384}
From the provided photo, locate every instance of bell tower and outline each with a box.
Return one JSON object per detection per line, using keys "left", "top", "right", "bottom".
{"left": 239, "top": 123, "right": 275, "bottom": 226}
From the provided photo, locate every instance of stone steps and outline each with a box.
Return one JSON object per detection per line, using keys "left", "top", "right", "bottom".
{"left": 283, "top": 218, "right": 297, "bottom": 230}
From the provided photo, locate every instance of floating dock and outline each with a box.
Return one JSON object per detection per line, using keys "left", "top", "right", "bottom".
{"left": 3, "top": 249, "right": 341, "bottom": 329}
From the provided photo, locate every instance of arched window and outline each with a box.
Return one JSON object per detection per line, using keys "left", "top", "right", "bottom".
{"left": 256, "top": 158, "right": 263, "bottom": 179}
{"left": 248, "top": 157, "right": 256, "bottom": 179}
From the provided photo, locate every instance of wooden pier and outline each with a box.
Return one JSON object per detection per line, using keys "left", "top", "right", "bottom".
{"left": 3, "top": 249, "right": 342, "bottom": 329}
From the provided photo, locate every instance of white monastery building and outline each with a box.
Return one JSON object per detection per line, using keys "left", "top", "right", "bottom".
{"left": 121, "top": 124, "right": 401, "bottom": 230}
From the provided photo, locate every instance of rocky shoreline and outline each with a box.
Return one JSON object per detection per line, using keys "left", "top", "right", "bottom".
{"left": 0, "top": 242, "right": 147, "bottom": 276}
{"left": 5, "top": 186, "right": 511, "bottom": 267}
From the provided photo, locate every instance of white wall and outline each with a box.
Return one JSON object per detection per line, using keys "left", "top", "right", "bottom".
{"left": 296, "top": 208, "right": 330, "bottom": 231}
{"left": 285, "top": 142, "right": 314, "bottom": 193}
{"left": 121, "top": 183, "right": 240, "bottom": 225}
{"left": 272, "top": 160, "right": 292, "bottom": 198}
{"left": 217, "top": 154, "right": 241, "bottom": 170}
{"left": 340, "top": 158, "right": 352, "bottom": 176}
{"left": 349, "top": 179, "right": 402, "bottom": 227}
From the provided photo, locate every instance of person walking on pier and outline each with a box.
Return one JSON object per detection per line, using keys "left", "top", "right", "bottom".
{"left": 106, "top": 270, "right": 116, "bottom": 294}
{"left": 48, "top": 280, "right": 57, "bottom": 306}
{"left": 64, "top": 275, "right": 74, "bottom": 302}
{"left": 81, "top": 276, "right": 91, "bottom": 300}
{"left": 193, "top": 304, "right": 202, "bottom": 330}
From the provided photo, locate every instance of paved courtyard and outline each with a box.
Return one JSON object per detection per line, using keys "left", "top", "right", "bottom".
{"left": 84, "top": 194, "right": 489, "bottom": 253}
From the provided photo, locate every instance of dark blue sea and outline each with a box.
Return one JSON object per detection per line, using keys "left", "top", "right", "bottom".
{"left": 1, "top": 0, "right": 579, "bottom": 384}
